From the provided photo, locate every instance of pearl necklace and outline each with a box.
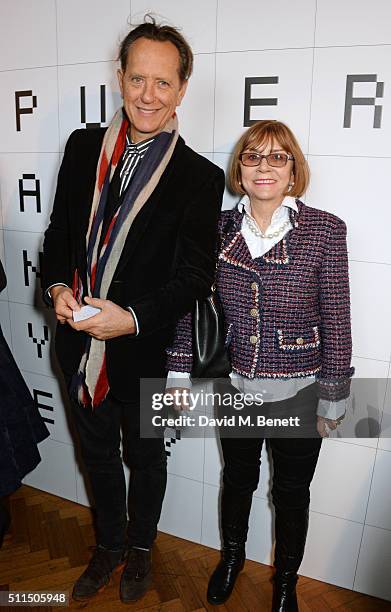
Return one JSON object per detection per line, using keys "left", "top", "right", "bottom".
{"left": 244, "top": 212, "right": 290, "bottom": 239}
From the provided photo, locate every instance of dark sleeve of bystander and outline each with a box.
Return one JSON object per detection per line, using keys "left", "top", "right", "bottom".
{"left": 0, "top": 259, "right": 6, "bottom": 293}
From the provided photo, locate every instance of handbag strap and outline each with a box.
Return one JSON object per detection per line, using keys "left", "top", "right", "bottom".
{"left": 211, "top": 216, "right": 235, "bottom": 292}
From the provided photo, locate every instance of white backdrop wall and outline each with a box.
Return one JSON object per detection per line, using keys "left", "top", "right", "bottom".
{"left": 0, "top": 0, "right": 390, "bottom": 601}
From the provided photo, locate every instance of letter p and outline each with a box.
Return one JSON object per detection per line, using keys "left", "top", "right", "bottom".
{"left": 15, "top": 90, "right": 38, "bottom": 132}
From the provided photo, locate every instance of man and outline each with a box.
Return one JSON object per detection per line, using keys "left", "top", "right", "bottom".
{"left": 43, "top": 19, "right": 224, "bottom": 603}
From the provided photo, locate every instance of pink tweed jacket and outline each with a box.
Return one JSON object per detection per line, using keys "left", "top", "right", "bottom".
{"left": 166, "top": 201, "right": 354, "bottom": 401}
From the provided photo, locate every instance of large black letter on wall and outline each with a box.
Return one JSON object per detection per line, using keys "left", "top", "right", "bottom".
{"left": 23, "top": 250, "right": 43, "bottom": 287}
{"left": 80, "top": 85, "right": 106, "bottom": 128}
{"left": 15, "top": 90, "right": 37, "bottom": 132}
{"left": 344, "top": 74, "right": 384, "bottom": 129}
{"left": 244, "top": 77, "right": 279, "bottom": 127}
{"left": 33, "top": 389, "right": 54, "bottom": 425}
{"left": 27, "top": 323, "right": 49, "bottom": 359}
{"left": 19, "top": 174, "right": 41, "bottom": 213}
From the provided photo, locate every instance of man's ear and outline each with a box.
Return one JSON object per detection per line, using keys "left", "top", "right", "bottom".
{"left": 177, "top": 79, "right": 188, "bottom": 106}
{"left": 117, "top": 69, "right": 124, "bottom": 98}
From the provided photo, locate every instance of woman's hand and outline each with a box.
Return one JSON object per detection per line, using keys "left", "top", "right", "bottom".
{"left": 165, "top": 387, "right": 192, "bottom": 411}
{"left": 317, "top": 416, "right": 342, "bottom": 438}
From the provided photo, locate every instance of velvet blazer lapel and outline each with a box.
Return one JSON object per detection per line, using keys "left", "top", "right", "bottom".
{"left": 111, "top": 136, "right": 185, "bottom": 278}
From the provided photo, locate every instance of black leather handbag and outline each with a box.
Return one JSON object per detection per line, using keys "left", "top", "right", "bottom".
{"left": 191, "top": 219, "right": 233, "bottom": 380}
{"left": 191, "top": 286, "right": 231, "bottom": 379}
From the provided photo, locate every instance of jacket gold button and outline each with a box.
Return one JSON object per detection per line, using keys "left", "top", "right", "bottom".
{"left": 296, "top": 337, "right": 304, "bottom": 345}
{"left": 250, "top": 335, "right": 258, "bottom": 344}
{"left": 251, "top": 282, "right": 257, "bottom": 290}
{"left": 250, "top": 308, "right": 258, "bottom": 317}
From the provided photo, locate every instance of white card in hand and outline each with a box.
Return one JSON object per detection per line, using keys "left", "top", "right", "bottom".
{"left": 73, "top": 305, "right": 101, "bottom": 322}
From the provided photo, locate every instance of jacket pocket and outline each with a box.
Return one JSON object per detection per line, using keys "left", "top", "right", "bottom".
{"left": 276, "top": 326, "right": 320, "bottom": 352}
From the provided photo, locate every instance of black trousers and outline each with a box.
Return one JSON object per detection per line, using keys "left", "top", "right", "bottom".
{"left": 219, "top": 385, "right": 323, "bottom": 511}
{"left": 71, "top": 394, "right": 167, "bottom": 550}
{"left": 221, "top": 435, "right": 322, "bottom": 510}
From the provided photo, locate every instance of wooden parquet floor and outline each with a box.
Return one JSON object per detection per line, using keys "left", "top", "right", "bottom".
{"left": 0, "top": 486, "right": 389, "bottom": 612}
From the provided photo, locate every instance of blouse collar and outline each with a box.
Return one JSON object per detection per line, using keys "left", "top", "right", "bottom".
{"left": 238, "top": 194, "right": 298, "bottom": 217}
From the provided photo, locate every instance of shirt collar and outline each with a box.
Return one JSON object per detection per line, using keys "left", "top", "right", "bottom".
{"left": 125, "top": 133, "right": 155, "bottom": 149}
{"left": 238, "top": 194, "right": 298, "bottom": 216}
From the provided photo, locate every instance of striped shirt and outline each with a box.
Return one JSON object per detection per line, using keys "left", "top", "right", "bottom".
{"left": 119, "top": 134, "right": 155, "bottom": 196}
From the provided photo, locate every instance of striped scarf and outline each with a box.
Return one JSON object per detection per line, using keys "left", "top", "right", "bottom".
{"left": 75, "top": 108, "right": 179, "bottom": 408}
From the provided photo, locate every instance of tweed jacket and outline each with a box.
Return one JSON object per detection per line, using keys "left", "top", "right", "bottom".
{"left": 166, "top": 200, "right": 354, "bottom": 401}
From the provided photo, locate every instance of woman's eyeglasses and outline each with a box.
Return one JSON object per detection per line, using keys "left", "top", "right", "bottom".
{"left": 239, "top": 152, "right": 294, "bottom": 167}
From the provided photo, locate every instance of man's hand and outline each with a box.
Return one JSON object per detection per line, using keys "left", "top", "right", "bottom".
{"left": 68, "top": 296, "right": 136, "bottom": 340}
{"left": 51, "top": 285, "right": 80, "bottom": 324}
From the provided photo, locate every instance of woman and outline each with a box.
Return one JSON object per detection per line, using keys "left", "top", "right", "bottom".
{"left": 0, "top": 258, "right": 49, "bottom": 548}
{"left": 166, "top": 120, "right": 353, "bottom": 611}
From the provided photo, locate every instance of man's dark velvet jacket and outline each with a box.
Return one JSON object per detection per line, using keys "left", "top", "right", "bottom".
{"left": 43, "top": 127, "right": 225, "bottom": 401}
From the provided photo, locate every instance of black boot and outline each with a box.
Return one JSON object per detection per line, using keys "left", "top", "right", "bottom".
{"left": 207, "top": 487, "right": 252, "bottom": 605}
{"left": 0, "top": 501, "right": 10, "bottom": 549}
{"left": 272, "top": 572, "right": 299, "bottom": 612}
{"left": 272, "top": 507, "right": 309, "bottom": 612}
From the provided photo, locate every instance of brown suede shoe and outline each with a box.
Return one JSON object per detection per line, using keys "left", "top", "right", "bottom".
{"left": 72, "top": 545, "right": 127, "bottom": 601}
{"left": 120, "top": 547, "right": 152, "bottom": 603}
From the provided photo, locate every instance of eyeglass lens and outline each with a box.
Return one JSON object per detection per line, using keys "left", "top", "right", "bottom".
{"left": 240, "top": 153, "right": 290, "bottom": 167}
